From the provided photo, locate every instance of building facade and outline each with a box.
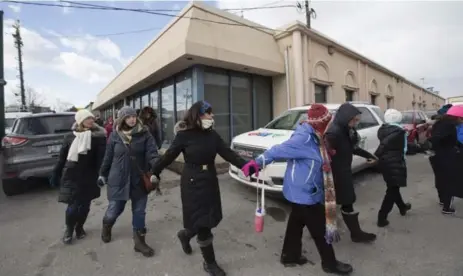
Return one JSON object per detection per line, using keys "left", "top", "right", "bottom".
{"left": 93, "top": 1, "right": 445, "bottom": 146}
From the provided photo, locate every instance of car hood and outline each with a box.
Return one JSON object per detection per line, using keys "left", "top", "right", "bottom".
{"left": 231, "top": 128, "right": 294, "bottom": 149}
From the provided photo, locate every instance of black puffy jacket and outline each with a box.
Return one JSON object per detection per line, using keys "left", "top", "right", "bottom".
{"left": 375, "top": 124, "right": 407, "bottom": 188}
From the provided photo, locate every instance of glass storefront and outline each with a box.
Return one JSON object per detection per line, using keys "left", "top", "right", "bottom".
{"left": 98, "top": 66, "right": 272, "bottom": 147}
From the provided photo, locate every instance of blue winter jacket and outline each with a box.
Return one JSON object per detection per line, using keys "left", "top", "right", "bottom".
{"left": 457, "top": 124, "right": 463, "bottom": 144}
{"left": 255, "top": 123, "right": 324, "bottom": 205}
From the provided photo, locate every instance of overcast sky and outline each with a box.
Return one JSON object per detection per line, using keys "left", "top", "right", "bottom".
{"left": 2, "top": 0, "right": 461, "bottom": 109}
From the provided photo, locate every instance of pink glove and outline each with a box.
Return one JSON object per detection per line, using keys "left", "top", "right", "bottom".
{"left": 241, "top": 160, "right": 260, "bottom": 177}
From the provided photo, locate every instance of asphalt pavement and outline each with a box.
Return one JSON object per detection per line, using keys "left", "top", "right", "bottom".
{"left": 0, "top": 155, "right": 462, "bottom": 276}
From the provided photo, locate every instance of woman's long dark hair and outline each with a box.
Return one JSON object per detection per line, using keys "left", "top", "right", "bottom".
{"left": 183, "top": 101, "right": 209, "bottom": 130}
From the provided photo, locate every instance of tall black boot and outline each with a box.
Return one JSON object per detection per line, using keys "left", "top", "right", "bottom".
{"left": 177, "top": 229, "right": 194, "bottom": 255}
{"left": 101, "top": 220, "right": 114, "bottom": 243}
{"left": 63, "top": 213, "right": 77, "bottom": 245}
{"left": 377, "top": 210, "right": 389, "bottom": 227}
{"left": 342, "top": 212, "right": 376, "bottom": 243}
{"left": 75, "top": 213, "right": 88, "bottom": 240}
{"left": 133, "top": 228, "right": 155, "bottom": 257}
{"left": 199, "top": 239, "right": 226, "bottom": 276}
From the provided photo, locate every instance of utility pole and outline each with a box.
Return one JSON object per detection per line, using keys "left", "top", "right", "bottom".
{"left": 0, "top": 11, "right": 6, "bottom": 140}
{"left": 305, "top": 0, "right": 311, "bottom": 28}
{"left": 12, "top": 20, "right": 26, "bottom": 111}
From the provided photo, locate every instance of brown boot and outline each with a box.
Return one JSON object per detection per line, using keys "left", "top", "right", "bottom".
{"left": 133, "top": 228, "right": 155, "bottom": 257}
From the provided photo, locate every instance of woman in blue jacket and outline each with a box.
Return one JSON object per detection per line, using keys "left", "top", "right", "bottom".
{"left": 241, "top": 104, "right": 352, "bottom": 275}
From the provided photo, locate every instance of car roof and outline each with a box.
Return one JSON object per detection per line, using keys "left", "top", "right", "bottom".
{"left": 5, "top": 112, "right": 32, "bottom": 119}
{"left": 19, "top": 112, "right": 75, "bottom": 119}
{"left": 289, "top": 102, "right": 379, "bottom": 111}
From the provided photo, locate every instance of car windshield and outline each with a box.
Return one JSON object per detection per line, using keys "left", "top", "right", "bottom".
{"left": 401, "top": 112, "right": 415, "bottom": 124}
{"left": 5, "top": 118, "right": 15, "bottom": 128}
{"left": 265, "top": 109, "right": 336, "bottom": 130}
{"left": 371, "top": 107, "right": 385, "bottom": 123}
{"left": 12, "top": 115, "right": 75, "bottom": 135}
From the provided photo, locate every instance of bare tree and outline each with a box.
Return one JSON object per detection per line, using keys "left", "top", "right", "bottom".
{"left": 25, "top": 87, "right": 43, "bottom": 107}
{"left": 53, "top": 98, "right": 74, "bottom": 112}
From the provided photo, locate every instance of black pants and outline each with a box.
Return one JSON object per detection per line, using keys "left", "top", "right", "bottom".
{"left": 378, "top": 187, "right": 406, "bottom": 217}
{"left": 183, "top": 227, "right": 213, "bottom": 245}
{"left": 281, "top": 203, "right": 336, "bottom": 266}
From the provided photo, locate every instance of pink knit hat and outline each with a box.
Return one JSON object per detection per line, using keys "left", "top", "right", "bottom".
{"left": 446, "top": 105, "right": 463, "bottom": 118}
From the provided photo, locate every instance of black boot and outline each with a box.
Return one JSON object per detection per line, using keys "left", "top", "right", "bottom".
{"left": 63, "top": 213, "right": 76, "bottom": 245}
{"left": 177, "top": 229, "right": 193, "bottom": 255}
{"left": 133, "top": 228, "right": 155, "bottom": 257}
{"left": 399, "top": 203, "right": 412, "bottom": 216}
{"left": 342, "top": 212, "right": 376, "bottom": 243}
{"left": 101, "top": 221, "right": 113, "bottom": 243}
{"left": 200, "top": 243, "right": 226, "bottom": 276}
{"left": 75, "top": 213, "right": 88, "bottom": 240}
{"left": 322, "top": 260, "right": 354, "bottom": 275}
{"left": 377, "top": 211, "right": 390, "bottom": 228}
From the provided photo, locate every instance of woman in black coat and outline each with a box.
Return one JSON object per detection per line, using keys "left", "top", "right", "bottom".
{"left": 429, "top": 105, "right": 463, "bottom": 215}
{"left": 99, "top": 106, "right": 160, "bottom": 257}
{"left": 139, "top": 106, "right": 162, "bottom": 149}
{"left": 325, "top": 103, "right": 377, "bottom": 243}
{"left": 374, "top": 109, "right": 411, "bottom": 227}
{"left": 52, "top": 110, "right": 107, "bottom": 245}
{"left": 151, "top": 101, "right": 247, "bottom": 276}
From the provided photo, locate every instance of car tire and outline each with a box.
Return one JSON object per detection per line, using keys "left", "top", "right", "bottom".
{"left": 2, "top": 179, "right": 26, "bottom": 196}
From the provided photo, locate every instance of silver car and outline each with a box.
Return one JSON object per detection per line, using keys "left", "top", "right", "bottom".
{"left": 2, "top": 112, "right": 75, "bottom": 196}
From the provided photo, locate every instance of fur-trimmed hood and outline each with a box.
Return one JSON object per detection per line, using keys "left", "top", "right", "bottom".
{"left": 71, "top": 122, "right": 107, "bottom": 137}
{"left": 174, "top": 120, "right": 187, "bottom": 135}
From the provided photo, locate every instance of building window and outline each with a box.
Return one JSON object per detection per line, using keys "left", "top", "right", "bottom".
{"left": 161, "top": 79, "right": 175, "bottom": 145}
{"left": 175, "top": 70, "right": 193, "bottom": 122}
{"left": 141, "top": 93, "right": 149, "bottom": 108}
{"left": 204, "top": 69, "right": 230, "bottom": 142}
{"left": 231, "top": 74, "right": 252, "bottom": 137}
{"left": 370, "top": 94, "right": 377, "bottom": 105}
{"left": 386, "top": 97, "right": 392, "bottom": 109}
{"left": 314, "top": 84, "right": 327, "bottom": 103}
{"left": 254, "top": 76, "right": 272, "bottom": 128}
{"left": 150, "top": 88, "right": 159, "bottom": 116}
{"left": 127, "top": 97, "right": 132, "bottom": 107}
{"left": 133, "top": 96, "right": 140, "bottom": 110}
{"left": 345, "top": 89, "right": 354, "bottom": 102}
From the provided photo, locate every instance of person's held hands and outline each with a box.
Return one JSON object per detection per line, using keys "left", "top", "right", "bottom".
{"left": 97, "top": 176, "right": 107, "bottom": 188}
{"left": 150, "top": 175, "right": 160, "bottom": 186}
{"left": 241, "top": 160, "right": 260, "bottom": 177}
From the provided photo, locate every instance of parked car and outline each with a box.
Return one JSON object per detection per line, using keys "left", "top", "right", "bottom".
{"left": 2, "top": 112, "right": 75, "bottom": 196}
{"left": 400, "top": 110, "right": 431, "bottom": 153}
{"left": 228, "top": 102, "right": 384, "bottom": 193}
{"left": 5, "top": 112, "right": 32, "bottom": 134}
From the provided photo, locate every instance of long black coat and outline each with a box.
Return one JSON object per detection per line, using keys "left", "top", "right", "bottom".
{"left": 152, "top": 123, "right": 246, "bottom": 232}
{"left": 374, "top": 124, "right": 407, "bottom": 188}
{"left": 54, "top": 125, "right": 107, "bottom": 204}
{"left": 100, "top": 124, "right": 159, "bottom": 201}
{"left": 429, "top": 117, "right": 463, "bottom": 198}
{"left": 325, "top": 103, "right": 376, "bottom": 205}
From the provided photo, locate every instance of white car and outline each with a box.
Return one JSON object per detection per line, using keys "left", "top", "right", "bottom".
{"left": 229, "top": 102, "right": 385, "bottom": 193}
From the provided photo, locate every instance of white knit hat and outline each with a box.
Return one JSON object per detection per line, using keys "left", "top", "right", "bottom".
{"left": 75, "top": 109, "right": 95, "bottom": 125}
{"left": 384, "top": 109, "right": 403, "bottom": 124}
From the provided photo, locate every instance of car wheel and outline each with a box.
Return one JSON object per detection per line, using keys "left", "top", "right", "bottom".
{"left": 2, "top": 179, "right": 27, "bottom": 196}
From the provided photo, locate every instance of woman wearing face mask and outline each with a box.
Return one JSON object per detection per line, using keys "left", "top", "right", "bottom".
{"left": 51, "top": 110, "right": 107, "bottom": 244}
{"left": 429, "top": 105, "right": 463, "bottom": 215}
{"left": 241, "top": 104, "right": 353, "bottom": 275}
{"left": 151, "top": 101, "right": 248, "bottom": 276}
{"left": 374, "top": 109, "right": 412, "bottom": 227}
{"left": 98, "top": 106, "right": 160, "bottom": 257}
{"left": 325, "top": 103, "right": 378, "bottom": 243}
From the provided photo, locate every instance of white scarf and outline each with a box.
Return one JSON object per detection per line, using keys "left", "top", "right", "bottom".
{"left": 67, "top": 130, "right": 92, "bottom": 162}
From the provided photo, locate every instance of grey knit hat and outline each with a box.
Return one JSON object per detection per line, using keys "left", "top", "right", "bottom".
{"left": 117, "top": 106, "right": 137, "bottom": 120}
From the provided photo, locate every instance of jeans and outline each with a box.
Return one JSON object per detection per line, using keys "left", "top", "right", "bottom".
{"left": 66, "top": 201, "right": 91, "bottom": 220}
{"left": 103, "top": 196, "right": 148, "bottom": 230}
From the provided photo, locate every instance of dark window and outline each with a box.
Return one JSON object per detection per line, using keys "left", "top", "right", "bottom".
{"left": 254, "top": 76, "right": 272, "bottom": 128}
{"left": 386, "top": 97, "right": 392, "bottom": 109}
{"left": 133, "top": 96, "right": 140, "bottom": 109}
{"left": 370, "top": 94, "right": 377, "bottom": 105}
{"left": 231, "top": 74, "right": 252, "bottom": 137}
{"left": 13, "top": 115, "right": 75, "bottom": 135}
{"left": 356, "top": 107, "right": 379, "bottom": 130}
{"left": 150, "top": 88, "right": 159, "bottom": 116}
{"left": 161, "top": 79, "right": 175, "bottom": 145}
{"left": 314, "top": 84, "right": 327, "bottom": 103}
{"left": 5, "top": 118, "right": 15, "bottom": 128}
{"left": 204, "top": 69, "right": 230, "bottom": 142}
{"left": 175, "top": 71, "right": 193, "bottom": 122}
{"left": 127, "top": 97, "right": 132, "bottom": 108}
{"left": 345, "top": 89, "right": 354, "bottom": 102}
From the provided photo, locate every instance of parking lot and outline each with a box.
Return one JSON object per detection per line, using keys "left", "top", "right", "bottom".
{"left": 1, "top": 154, "right": 463, "bottom": 276}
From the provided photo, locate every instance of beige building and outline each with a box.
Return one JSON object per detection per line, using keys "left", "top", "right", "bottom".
{"left": 93, "top": 1, "right": 445, "bottom": 145}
